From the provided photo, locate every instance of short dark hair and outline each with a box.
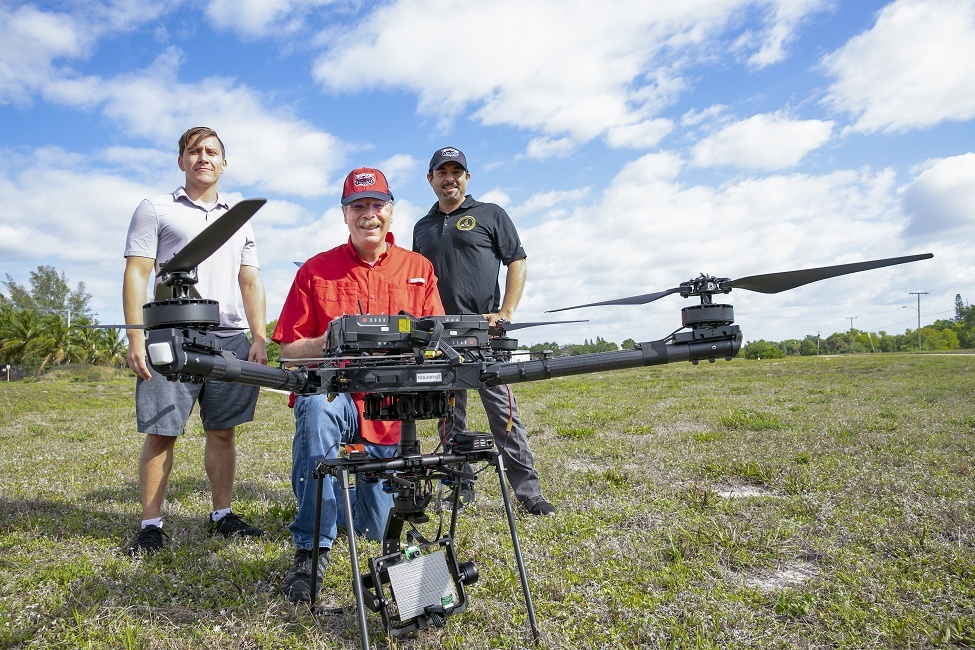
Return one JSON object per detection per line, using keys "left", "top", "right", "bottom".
{"left": 178, "top": 127, "right": 225, "bottom": 158}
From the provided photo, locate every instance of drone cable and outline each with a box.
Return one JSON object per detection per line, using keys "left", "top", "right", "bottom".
{"left": 503, "top": 385, "right": 514, "bottom": 440}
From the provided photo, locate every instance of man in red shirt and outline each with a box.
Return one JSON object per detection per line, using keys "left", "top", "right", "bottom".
{"left": 272, "top": 168, "right": 444, "bottom": 603}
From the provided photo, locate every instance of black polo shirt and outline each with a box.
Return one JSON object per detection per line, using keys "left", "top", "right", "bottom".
{"left": 412, "top": 195, "right": 526, "bottom": 315}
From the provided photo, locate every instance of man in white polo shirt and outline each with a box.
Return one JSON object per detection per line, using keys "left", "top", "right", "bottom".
{"left": 122, "top": 126, "right": 268, "bottom": 555}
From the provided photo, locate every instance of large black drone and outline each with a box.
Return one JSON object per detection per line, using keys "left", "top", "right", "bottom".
{"left": 134, "top": 199, "right": 932, "bottom": 650}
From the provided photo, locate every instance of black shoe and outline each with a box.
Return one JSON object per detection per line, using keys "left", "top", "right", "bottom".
{"left": 209, "top": 512, "right": 263, "bottom": 538}
{"left": 521, "top": 497, "right": 556, "bottom": 516}
{"left": 281, "top": 548, "right": 330, "bottom": 603}
{"left": 128, "top": 524, "right": 168, "bottom": 556}
{"left": 442, "top": 485, "right": 475, "bottom": 511}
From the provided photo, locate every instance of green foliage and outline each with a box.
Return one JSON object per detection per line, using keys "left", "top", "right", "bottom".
{"left": 2, "top": 264, "right": 92, "bottom": 313}
{"left": 264, "top": 319, "right": 280, "bottom": 365}
{"left": 955, "top": 294, "right": 975, "bottom": 348}
{"left": 523, "top": 336, "right": 618, "bottom": 357}
{"left": 0, "top": 267, "right": 120, "bottom": 372}
{"left": 774, "top": 590, "right": 814, "bottom": 617}
{"left": 742, "top": 339, "right": 785, "bottom": 359}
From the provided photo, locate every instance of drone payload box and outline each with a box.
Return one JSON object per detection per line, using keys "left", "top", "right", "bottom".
{"left": 325, "top": 314, "right": 490, "bottom": 354}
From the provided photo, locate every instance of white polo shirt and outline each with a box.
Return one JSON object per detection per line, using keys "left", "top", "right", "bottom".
{"left": 124, "top": 187, "right": 259, "bottom": 333}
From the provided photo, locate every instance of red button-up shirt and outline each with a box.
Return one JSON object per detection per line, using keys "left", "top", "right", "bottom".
{"left": 273, "top": 234, "right": 445, "bottom": 444}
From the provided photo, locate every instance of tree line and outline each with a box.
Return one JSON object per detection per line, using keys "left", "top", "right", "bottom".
{"left": 525, "top": 295, "right": 975, "bottom": 360}
{"left": 741, "top": 294, "right": 974, "bottom": 359}
{"left": 4, "top": 266, "right": 970, "bottom": 375}
{"left": 0, "top": 266, "right": 126, "bottom": 373}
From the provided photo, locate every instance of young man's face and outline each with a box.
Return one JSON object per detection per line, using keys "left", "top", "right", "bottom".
{"left": 178, "top": 135, "right": 226, "bottom": 190}
{"left": 428, "top": 161, "right": 470, "bottom": 204}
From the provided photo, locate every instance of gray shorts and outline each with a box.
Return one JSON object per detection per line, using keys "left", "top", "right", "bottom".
{"left": 135, "top": 333, "right": 260, "bottom": 436}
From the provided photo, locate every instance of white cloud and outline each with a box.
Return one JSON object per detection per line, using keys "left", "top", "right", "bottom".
{"left": 605, "top": 118, "right": 674, "bottom": 149}
{"left": 524, "top": 137, "right": 577, "bottom": 161}
{"left": 512, "top": 152, "right": 944, "bottom": 345}
{"left": 901, "top": 153, "right": 975, "bottom": 241}
{"left": 479, "top": 189, "right": 513, "bottom": 209}
{"left": 822, "top": 0, "right": 975, "bottom": 133}
{"left": 377, "top": 154, "right": 420, "bottom": 194}
{"left": 734, "top": 0, "right": 833, "bottom": 68}
{"left": 0, "top": 4, "right": 350, "bottom": 198}
{"left": 204, "top": 0, "right": 338, "bottom": 40}
{"left": 0, "top": 5, "right": 87, "bottom": 104}
{"left": 312, "top": 1, "right": 829, "bottom": 152}
{"left": 0, "top": 147, "right": 165, "bottom": 326}
{"left": 681, "top": 104, "right": 728, "bottom": 126}
{"left": 0, "top": 1, "right": 172, "bottom": 105}
{"left": 516, "top": 188, "right": 592, "bottom": 215}
{"left": 31, "top": 46, "right": 348, "bottom": 198}
{"left": 691, "top": 112, "right": 833, "bottom": 169}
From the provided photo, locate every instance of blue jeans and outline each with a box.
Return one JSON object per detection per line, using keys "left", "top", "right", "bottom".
{"left": 290, "top": 393, "right": 397, "bottom": 550}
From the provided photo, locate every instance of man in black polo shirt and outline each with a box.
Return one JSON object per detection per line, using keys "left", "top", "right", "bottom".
{"left": 413, "top": 146, "right": 555, "bottom": 516}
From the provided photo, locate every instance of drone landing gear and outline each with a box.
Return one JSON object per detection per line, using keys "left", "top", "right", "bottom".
{"left": 311, "top": 415, "right": 540, "bottom": 650}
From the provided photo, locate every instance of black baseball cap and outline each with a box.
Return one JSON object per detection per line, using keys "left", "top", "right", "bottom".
{"left": 428, "top": 147, "right": 468, "bottom": 172}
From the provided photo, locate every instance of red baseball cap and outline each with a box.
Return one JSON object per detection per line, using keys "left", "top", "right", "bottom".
{"left": 341, "top": 168, "right": 394, "bottom": 205}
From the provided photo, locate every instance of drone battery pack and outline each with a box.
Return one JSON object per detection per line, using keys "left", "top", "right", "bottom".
{"left": 437, "top": 315, "right": 490, "bottom": 350}
{"left": 326, "top": 315, "right": 413, "bottom": 353}
{"left": 326, "top": 314, "right": 492, "bottom": 354}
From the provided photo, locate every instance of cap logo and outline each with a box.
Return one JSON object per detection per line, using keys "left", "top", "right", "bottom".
{"left": 440, "top": 148, "right": 461, "bottom": 158}
{"left": 456, "top": 216, "right": 476, "bottom": 231}
{"left": 353, "top": 172, "right": 376, "bottom": 187}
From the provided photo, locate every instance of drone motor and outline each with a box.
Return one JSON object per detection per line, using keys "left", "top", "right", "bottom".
{"left": 681, "top": 303, "right": 735, "bottom": 328}
{"left": 143, "top": 298, "right": 220, "bottom": 330}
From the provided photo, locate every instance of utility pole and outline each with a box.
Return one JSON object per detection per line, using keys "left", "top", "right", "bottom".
{"left": 846, "top": 317, "right": 857, "bottom": 353}
{"left": 815, "top": 331, "right": 821, "bottom": 355}
{"left": 909, "top": 292, "right": 927, "bottom": 352}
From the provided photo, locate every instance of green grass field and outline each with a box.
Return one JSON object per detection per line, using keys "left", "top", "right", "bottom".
{"left": 1, "top": 354, "right": 973, "bottom": 649}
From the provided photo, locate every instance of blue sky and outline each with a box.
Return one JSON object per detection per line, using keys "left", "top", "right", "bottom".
{"left": 2, "top": 0, "right": 974, "bottom": 347}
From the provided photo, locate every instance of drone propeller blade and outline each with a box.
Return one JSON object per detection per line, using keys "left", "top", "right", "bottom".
{"left": 546, "top": 287, "right": 683, "bottom": 313}
{"left": 728, "top": 253, "right": 934, "bottom": 294}
{"left": 158, "top": 198, "right": 266, "bottom": 277}
{"left": 497, "top": 319, "right": 588, "bottom": 331}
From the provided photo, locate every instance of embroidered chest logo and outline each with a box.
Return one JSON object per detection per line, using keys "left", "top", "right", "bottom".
{"left": 456, "top": 216, "right": 476, "bottom": 231}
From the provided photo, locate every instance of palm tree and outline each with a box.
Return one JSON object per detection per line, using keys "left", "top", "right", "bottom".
{"left": 0, "top": 308, "right": 47, "bottom": 365}
{"left": 34, "top": 313, "right": 74, "bottom": 372}
{"left": 95, "top": 328, "right": 126, "bottom": 367}
{"left": 72, "top": 325, "right": 104, "bottom": 364}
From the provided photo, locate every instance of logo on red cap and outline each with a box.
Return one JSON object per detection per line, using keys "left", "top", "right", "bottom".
{"left": 353, "top": 172, "right": 376, "bottom": 187}
{"left": 342, "top": 167, "right": 393, "bottom": 205}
